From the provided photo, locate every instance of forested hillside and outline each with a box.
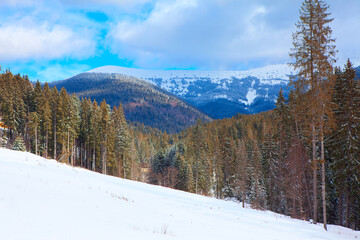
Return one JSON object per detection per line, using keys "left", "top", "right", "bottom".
{"left": 49, "top": 73, "right": 211, "bottom": 133}
{"left": 0, "top": 59, "right": 359, "bottom": 230}
{"left": 0, "top": 71, "right": 169, "bottom": 180}
{"left": 0, "top": 0, "right": 359, "bottom": 233}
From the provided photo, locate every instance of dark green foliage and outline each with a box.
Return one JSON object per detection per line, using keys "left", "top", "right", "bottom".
{"left": 328, "top": 61, "right": 360, "bottom": 229}
{"left": 1, "top": 61, "right": 360, "bottom": 230}
{"left": 49, "top": 73, "right": 212, "bottom": 133}
{"left": 13, "top": 135, "right": 26, "bottom": 151}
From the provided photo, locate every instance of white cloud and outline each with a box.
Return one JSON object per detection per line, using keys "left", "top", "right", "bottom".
{"left": 106, "top": 0, "right": 360, "bottom": 70}
{"left": 0, "top": 23, "right": 96, "bottom": 61}
{"left": 107, "top": 0, "right": 298, "bottom": 70}
{"left": 1, "top": 0, "right": 360, "bottom": 74}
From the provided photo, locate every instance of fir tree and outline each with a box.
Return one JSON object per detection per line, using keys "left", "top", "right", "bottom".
{"left": 330, "top": 60, "right": 360, "bottom": 228}
{"left": 13, "top": 135, "right": 26, "bottom": 151}
{"left": 112, "top": 104, "right": 131, "bottom": 178}
{"left": 289, "top": 0, "right": 336, "bottom": 229}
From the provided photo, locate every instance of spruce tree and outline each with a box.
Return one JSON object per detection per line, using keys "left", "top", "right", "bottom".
{"left": 289, "top": 0, "right": 336, "bottom": 229}
{"left": 99, "top": 100, "right": 109, "bottom": 174}
{"left": 330, "top": 60, "right": 360, "bottom": 228}
{"left": 41, "top": 84, "right": 52, "bottom": 158}
{"left": 112, "top": 104, "right": 131, "bottom": 178}
{"left": 13, "top": 135, "right": 26, "bottom": 151}
{"left": 50, "top": 87, "right": 59, "bottom": 160}
{"left": 235, "top": 139, "right": 248, "bottom": 208}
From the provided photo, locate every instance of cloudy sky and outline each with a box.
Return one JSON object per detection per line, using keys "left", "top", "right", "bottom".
{"left": 0, "top": 0, "right": 359, "bottom": 82}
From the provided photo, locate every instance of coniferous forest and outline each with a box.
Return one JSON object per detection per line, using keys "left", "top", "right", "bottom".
{"left": 0, "top": 0, "right": 359, "bottom": 231}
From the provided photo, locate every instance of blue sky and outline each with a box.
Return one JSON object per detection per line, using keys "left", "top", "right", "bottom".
{"left": 0, "top": 0, "right": 359, "bottom": 82}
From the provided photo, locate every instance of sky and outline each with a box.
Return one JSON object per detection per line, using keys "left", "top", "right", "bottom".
{"left": 0, "top": 0, "right": 359, "bottom": 82}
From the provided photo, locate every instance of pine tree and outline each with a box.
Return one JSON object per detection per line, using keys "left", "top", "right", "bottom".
{"left": 274, "top": 89, "right": 293, "bottom": 214}
{"left": 112, "top": 104, "right": 131, "bottom": 178}
{"left": 50, "top": 87, "right": 59, "bottom": 160}
{"left": 249, "top": 139, "right": 267, "bottom": 209}
{"left": 235, "top": 139, "right": 248, "bottom": 207}
{"left": 219, "top": 125, "right": 235, "bottom": 198}
{"left": 56, "top": 87, "right": 71, "bottom": 162}
{"left": 13, "top": 135, "right": 26, "bottom": 151}
{"left": 41, "top": 83, "right": 52, "bottom": 158}
{"left": 289, "top": 0, "right": 336, "bottom": 229}
{"left": 99, "top": 100, "right": 110, "bottom": 174}
{"left": 330, "top": 60, "right": 360, "bottom": 228}
{"left": 262, "top": 127, "right": 282, "bottom": 212}
{"left": 90, "top": 100, "right": 100, "bottom": 171}
{"left": 79, "top": 98, "right": 93, "bottom": 168}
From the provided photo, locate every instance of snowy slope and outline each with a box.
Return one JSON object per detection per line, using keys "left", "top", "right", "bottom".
{"left": 88, "top": 65, "right": 294, "bottom": 118}
{"left": 88, "top": 64, "right": 292, "bottom": 99}
{"left": 0, "top": 148, "right": 358, "bottom": 240}
{"left": 88, "top": 64, "right": 293, "bottom": 91}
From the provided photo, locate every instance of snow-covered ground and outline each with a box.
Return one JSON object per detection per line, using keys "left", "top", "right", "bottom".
{"left": 0, "top": 148, "right": 358, "bottom": 240}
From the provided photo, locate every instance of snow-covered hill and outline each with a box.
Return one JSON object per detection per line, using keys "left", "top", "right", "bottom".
{"left": 0, "top": 148, "right": 358, "bottom": 240}
{"left": 88, "top": 65, "right": 295, "bottom": 118}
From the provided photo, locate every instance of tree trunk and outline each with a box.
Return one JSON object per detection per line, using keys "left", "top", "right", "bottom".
{"left": 118, "top": 159, "right": 121, "bottom": 178}
{"left": 346, "top": 187, "right": 350, "bottom": 228}
{"left": 195, "top": 158, "right": 198, "bottom": 194}
{"left": 101, "top": 136, "right": 107, "bottom": 174}
{"left": 339, "top": 187, "right": 343, "bottom": 226}
{"left": 92, "top": 142, "right": 95, "bottom": 171}
{"left": 320, "top": 131, "right": 327, "bottom": 230}
{"left": 242, "top": 191, "right": 245, "bottom": 208}
{"left": 312, "top": 124, "right": 317, "bottom": 223}
{"left": 54, "top": 119, "right": 57, "bottom": 160}
{"left": 71, "top": 136, "right": 74, "bottom": 166}
{"left": 45, "top": 129, "right": 48, "bottom": 158}
{"left": 67, "top": 129, "right": 70, "bottom": 154}
{"left": 123, "top": 154, "right": 126, "bottom": 178}
{"left": 35, "top": 124, "right": 38, "bottom": 155}
{"left": 80, "top": 143, "right": 83, "bottom": 168}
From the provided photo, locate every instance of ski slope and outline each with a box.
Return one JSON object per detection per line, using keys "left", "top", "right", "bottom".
{"left": 0, "top": 148, "right": 358, "bottom": 240}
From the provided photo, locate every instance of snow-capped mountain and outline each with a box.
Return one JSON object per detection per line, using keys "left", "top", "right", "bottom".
{"left": 49, "top": 73, "right": 211, "bottom": 133}
{"left": 88, "top": 64, "right": 295, "bottom": 118}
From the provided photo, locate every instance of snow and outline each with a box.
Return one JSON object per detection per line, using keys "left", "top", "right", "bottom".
{"left": 87, "top": 64, "right": 294, "bottom": 96}
{"left": 0, "top": 148, "right": 358, "bottom": 240}
{"left": 246, "top": 89, "right": 257, "bottom": 105}
{"left": 214, "top": 94, "right": 228, "bottom": 99}
{"left": 88, "top": 64, "right": 294, "bottom": 82}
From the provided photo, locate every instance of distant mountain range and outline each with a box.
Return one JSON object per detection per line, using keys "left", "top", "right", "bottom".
{"left": 49, "top": 73, "right": 211, "bottom": 133}
{"left": 88, "top": 65, "right": 295, "bottom": 118}
{"left": 50, "top": 64, "right": 358, "bottom": 132}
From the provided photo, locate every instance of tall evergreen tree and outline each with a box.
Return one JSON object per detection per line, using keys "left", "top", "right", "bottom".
{"left": 99, "top": 100, "right": 110, "bottom": 174}
{"left": 330, "top": 60, "right": 360, "bottom": 228}
{"left": 112, "top": 104, "right": 131, "bottom": 178}
{"left": 289, "top": 0, "right": 336, "bottom": 229}
{"left": 41, "top": 83, "right": 52, "bottom": 158}
{"left": 235, "top": 139, "right": 248, "bottom": 208}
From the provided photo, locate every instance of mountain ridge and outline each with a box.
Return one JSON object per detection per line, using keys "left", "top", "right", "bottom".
{"left": 48, "top": 73, "right": 212, "bottom": 133}
{"left": 88, "top": 64, "right": 294, "bottom": 118}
